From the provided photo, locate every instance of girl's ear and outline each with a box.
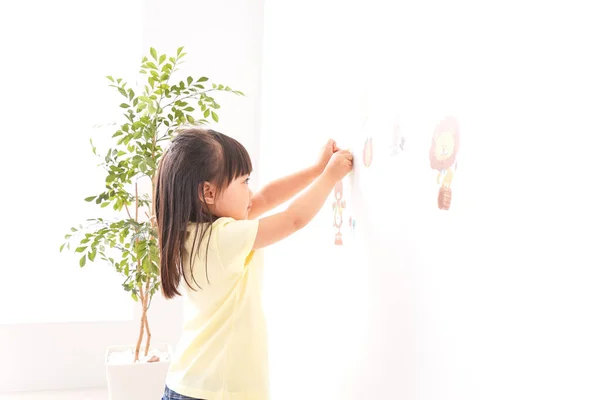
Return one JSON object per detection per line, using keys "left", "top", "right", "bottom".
{"left": 199, "top": 182, "right": 216, "bottom": 204}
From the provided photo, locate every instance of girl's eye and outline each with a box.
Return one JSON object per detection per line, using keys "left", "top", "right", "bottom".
{"left": 244, "top": 178, "right": 250, "bottom": 184}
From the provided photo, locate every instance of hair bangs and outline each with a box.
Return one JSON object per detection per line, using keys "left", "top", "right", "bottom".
{"left": 213, "top": 131, "right": 253, "bottom": 187}
{"left": 230, "top": 137, "right": 253, "bottom": 179}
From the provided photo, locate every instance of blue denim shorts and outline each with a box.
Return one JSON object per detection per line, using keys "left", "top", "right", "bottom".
{"left": 162, "top": 386, "right": 206, "bottom": 400}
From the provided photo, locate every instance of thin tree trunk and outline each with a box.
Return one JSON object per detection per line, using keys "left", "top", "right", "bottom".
{"left": 144, "top": 313, "right": 151, "bottom": 356}
{"left": 143, "top": 277, "right": 152, "bottom": 356}
{"left": 134, "top": 290, "right": 147, "bottom": 363}
{"left": 133, "top": 181, "right": 145, "bottom": 363}
{"left": 147, "top": 177, "right": 158, "bottom": 359}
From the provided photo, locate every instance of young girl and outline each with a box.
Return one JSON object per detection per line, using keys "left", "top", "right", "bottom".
{"left": 155, "top": 128, "right": 353, "bottom": 400}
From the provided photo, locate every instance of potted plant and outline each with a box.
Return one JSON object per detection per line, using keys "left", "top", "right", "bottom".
{"left": 60, "top": 46, "right": 242, "bottom": 399}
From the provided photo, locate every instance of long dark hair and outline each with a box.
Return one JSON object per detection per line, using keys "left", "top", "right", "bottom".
{"left": 155, "top": 128, "right": 253, "bottom": 299}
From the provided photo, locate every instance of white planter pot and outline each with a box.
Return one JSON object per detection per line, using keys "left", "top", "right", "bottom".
{"left": 106, "top": 343, "right": 172, "bottom": 400}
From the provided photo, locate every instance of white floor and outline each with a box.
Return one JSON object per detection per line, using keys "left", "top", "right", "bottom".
{"left": 0, "top": 388, "right": 108, "bottom": 400}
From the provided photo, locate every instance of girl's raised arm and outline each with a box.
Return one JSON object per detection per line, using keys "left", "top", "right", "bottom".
{"left": 252, "top": 150, "right": 353, "bottom": 250}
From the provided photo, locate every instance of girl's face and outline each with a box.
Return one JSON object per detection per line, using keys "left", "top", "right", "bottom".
{"left": 209, "top": 174, "right": 253, "bottom": 220}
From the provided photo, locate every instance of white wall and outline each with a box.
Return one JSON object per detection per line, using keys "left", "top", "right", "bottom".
{"left": 0, "top": 0, "right": 264, "bottom": 393}
{"left": 142, "top": 0, "right": 265, "bottom": 174}
{"left": 261, "top": 1, "right": 600, "bottom": 399}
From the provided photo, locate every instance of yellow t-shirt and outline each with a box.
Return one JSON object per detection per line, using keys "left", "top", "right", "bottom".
{"left": 166, "top": 217, "right": 268, "bottom": 400}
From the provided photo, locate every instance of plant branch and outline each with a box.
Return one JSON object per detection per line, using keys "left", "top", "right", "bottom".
{"left": 162, "top": 87, "right": 217, "bottom": 109}
{"left": 124, "top": 203, "right": 132, "bottom": 219}
{"left": 135, "top": 183, "right": 139, "bottom": 222}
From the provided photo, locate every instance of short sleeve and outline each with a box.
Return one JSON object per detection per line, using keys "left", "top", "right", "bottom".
{"left": 215, "top": 217, "right": 259, "bottom": 272}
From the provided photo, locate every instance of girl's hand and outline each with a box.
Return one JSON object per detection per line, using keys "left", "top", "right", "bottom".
{"left": 316, "top": 139, "right": 338, "bottom": 173}
{"left": 324, "top": 150, "right": 353, "bottom": 182}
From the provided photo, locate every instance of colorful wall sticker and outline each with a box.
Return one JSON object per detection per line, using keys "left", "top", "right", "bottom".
{"left": 332, "top": 180, "right": 346, "bottom": 245}
{"left": 429, "top": 116, "right": 460, "bottom": 210}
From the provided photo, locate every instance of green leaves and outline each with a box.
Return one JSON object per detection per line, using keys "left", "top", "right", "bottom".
{"left": 62, "top": 218, "right": 159, "bottom": 287}
{"left": 63, "top": 45, "right": 244, "bottom": 308}
{"left": 90, "top": 138, "right": 97, "bottom": 156}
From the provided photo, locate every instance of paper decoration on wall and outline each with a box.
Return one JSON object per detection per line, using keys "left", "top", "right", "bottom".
{"left": 363, "top": 137, "right": 373, "bottom": 167}
{"left": 429, "top": 116, "right": 460, "bottom": 210}
{"left": 390, "top": 120, "right": 405, "bottom": 157}
{"left": 348, "top": 216, "right": 356, "bottom": 236}
{"left": 332, "top": 181, "right": 346, "bottom": 245}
